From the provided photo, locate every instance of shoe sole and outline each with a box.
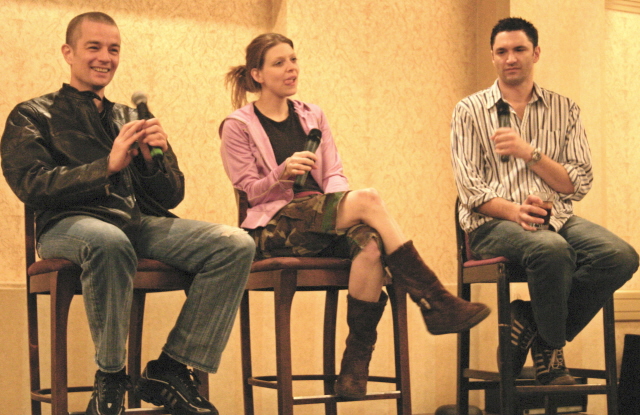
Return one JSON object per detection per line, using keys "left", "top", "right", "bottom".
{"left": 536, "top": 375, "right": 576, "bottom": 386}
{"left": 136, "top": 377, "right": 213, "bottom": 415}
{"left": 426, "top": 306, "right": 491, "bottom": 335}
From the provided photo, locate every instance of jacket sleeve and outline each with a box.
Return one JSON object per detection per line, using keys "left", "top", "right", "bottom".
{"left": 1, "top": 102, "right": 114, "bottom": 209}
{"left": 130, "top": 142, "right": 185, "bottom": 210}
{"left": 220, "top": 117, "right": 292, "bottom": 207}
{"left": 311, "top": 107, "right": 349, "bottom": 193}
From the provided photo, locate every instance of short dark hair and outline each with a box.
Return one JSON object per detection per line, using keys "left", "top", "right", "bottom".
{"left": 66, "top": 12, "right": 118, "bottom": 47}
{"left": 490, "top": 17, "right": 538, "bottom": 49}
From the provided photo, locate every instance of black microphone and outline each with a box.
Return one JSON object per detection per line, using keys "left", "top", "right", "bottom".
{"left": 496, "top": 99, "right": 511, "bottom": 163}
{"left": 294, "top": 128, "right": 322, "bottom": 189}
{"left": 131, "top": 91, "right": 164, "bottom": 161}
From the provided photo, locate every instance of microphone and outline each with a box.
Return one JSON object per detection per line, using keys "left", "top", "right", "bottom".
{"left": 131, "top": 91, "right": 163, "bottom": 161}
{"left": 293, "top": 128, "right": 322, "bottom": 189}
{"left": 496, "top": 99, "right": 511, "bottom": 163}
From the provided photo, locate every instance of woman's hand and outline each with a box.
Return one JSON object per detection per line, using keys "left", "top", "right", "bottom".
{"left": 281, "top": 151, "right": 317, "bottom": 180}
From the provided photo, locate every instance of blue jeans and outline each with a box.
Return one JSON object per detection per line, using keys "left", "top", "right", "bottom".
{"left": 37, "top": 214, "right": 255, "bottom": 373}
{"left": 469, "top": 215, "right": 638, "bottom": 348}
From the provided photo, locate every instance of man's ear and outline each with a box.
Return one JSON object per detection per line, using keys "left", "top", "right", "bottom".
{"left": 61, "top": 44, "right": 73, "bottom": 65}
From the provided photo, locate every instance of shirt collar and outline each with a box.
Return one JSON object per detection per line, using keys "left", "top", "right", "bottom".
{"left": 486, "top": 80, "right": 549, "bottom": 109}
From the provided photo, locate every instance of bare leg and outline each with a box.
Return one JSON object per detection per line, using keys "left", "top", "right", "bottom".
{"left": 348, "top": 239, "right": 385, "bottom": 302}
{"left": 335, "top": 188, "right": 490, "bottom": 335}
{"left": 336, "top": 188, "right": 406, "bottom": 254}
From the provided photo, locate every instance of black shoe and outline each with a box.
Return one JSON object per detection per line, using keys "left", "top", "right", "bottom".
{"left": 531, "top": 339, "right": 576, "bottom": 385}
{"left": 85, "top": 369, "right": 131, "bottom": 415}
{"left": 136, "top": 359, "right": 218, "bottom": 415}
{"left": 502, "top": 300, "right": 537, "bottom": 377}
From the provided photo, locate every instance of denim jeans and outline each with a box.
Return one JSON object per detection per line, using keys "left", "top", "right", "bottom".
{"left": 469, "top": 215, "right": 638, "bottom": 348}
{"left": 37, "top": 214, "right": 255, "bottom": 373}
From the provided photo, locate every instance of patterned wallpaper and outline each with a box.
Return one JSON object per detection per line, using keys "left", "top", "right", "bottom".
{"left": 0, "top": 1, "right": 478, "bottom": 413}
{"left": 0, "top": 0, "right": 477, "bottom": 289}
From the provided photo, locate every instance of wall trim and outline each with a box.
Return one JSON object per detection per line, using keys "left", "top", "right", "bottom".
{"left": 606, "top": 0, "right": 640, "bottom": 14}
{"left": 0, "top": 282, "right": 26, "bottom": 290}
{"left": 614, "top": 290, "right": 640, "bottom": 321}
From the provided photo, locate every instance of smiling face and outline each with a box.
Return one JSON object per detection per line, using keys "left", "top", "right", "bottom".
{"left": 250, "top": 42, "right": 299, "bottom": 101}
{"left": 491, "top": 30, "right": 540, "bottom": 87}
{"left": 62, "top": 19, "right": 121, "bottom": 96}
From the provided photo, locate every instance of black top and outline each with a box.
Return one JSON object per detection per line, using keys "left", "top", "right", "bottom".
{"left": 254, "top": 100, "right": 322, "bottom": 193}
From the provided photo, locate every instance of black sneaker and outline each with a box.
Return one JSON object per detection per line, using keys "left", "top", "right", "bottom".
{"left": 502, "top": 300, "right": 537, "bottom": 377}
{"left": 85, "top": 369, "right": 131, "bottom": 415}
{"left": 136, "top": 359, "right": 218, "bottom": 415}
{"left": 531, "top": 339, "right": 576, "bottom": 385}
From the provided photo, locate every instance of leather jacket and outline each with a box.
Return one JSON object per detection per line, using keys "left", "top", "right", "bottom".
{"left": 1, "top": 84, "right": 184, "bottom": 240}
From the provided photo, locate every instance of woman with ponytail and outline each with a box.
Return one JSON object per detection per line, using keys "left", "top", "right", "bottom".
{"left": 219, "top": 33, "right": 490, "bottom": 399}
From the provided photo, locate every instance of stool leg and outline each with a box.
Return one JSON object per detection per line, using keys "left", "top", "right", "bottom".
{"left": 322, "top": 290, "right": 338, "bottom": 415}
{"left": 603, "top": 297, "right": 618, "bottom": 415}
{"left": 240, "top": 291, "right": 255, "bottom": 415}
{"left": 544, "top": 395, "right": 558, "bottom": 415}
{"left": 274, "top": 270, "right": 297, "bottom": 415}
{"left": 51, "top": 274, "right": 75, "bottom": 415}
{"left": 128, "top": 290, "right": 146, "bottom": 408}
{"left": 456, "top": 282, "right": 471, "bottom": 415}
{"left": 194, "top": 369, "right": 209, "bottom": 401}
{"left": 27, "top": 290, "right": 42, "bottom": 415}
{"left": 497, "top": 265, "right": 516, "bottom": 415}
{"left": 388, "top": 284, "right": 412, "bottom": 415}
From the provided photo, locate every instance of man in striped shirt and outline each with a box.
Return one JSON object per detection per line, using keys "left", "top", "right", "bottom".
{"left": 451, "top": 17, "right": 638, "bottom": 385}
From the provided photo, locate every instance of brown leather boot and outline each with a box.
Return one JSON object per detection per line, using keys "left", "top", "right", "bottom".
{"left": 386, "top": 240, "right": 490, "bottom": 335}
{"left": 334, "top": 292, "right": 387, "bottom": 399}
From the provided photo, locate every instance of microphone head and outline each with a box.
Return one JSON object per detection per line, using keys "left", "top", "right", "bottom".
{"left": 496, "top": 99, "right": 509, "bottom": 117}
{"left": 309, "top": 128, "right": 322, "bottom": 140}
{"left": 131, "top": 91, "right": 148, "bottom": 106}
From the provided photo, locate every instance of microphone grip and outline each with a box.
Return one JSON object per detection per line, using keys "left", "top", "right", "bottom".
{"left": 136, "top": 102, "right": 164, "bottom": 161}
{"left": 496, "top": 100, "right": 511, "bottom": 163}
{"left": 294, "top": 129, "right": 322, "bottom": 189}
{"left": 304, "top": 140, "right": 320, "bottom": 154}
{"left": 294, "top": 168, "right": 311, "bottom": 188}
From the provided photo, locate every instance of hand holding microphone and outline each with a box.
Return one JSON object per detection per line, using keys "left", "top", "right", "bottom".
{"left": 293, "top": 128, "right": 322, "bottom": 189}
{"left": 131, "top": 91, "right": 164, "bottom": 161}
{"left": 496, "top": 99, "right": 511, "bottom": 163}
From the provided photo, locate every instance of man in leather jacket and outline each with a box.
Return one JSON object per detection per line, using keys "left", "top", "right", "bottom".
{"left": 1, "top": 12, "right": 254, "bottom": 415}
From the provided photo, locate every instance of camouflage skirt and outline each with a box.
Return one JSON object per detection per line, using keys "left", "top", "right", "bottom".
{"left": 249, "top": 192, "right": 382, "bottom": 260}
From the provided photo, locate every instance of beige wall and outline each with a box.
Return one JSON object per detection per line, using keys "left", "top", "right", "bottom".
{"left": 1, "top": 0, "right": 639, "bottom": 414}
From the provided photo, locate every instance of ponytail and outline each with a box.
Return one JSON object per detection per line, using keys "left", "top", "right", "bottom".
{"left": 225, "top": 65, "right": 256, "bottom": 110}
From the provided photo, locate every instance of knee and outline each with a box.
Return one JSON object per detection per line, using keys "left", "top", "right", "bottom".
{"left": 528, "top": 237, "right": 576, "bottom": 267}
{"left": 355, "top": 238, "right": 382, "bottom": 264}
{"left": 349, "top": 188, "right": 383, "bottom": 211}
{"left": 221, "top": 226, "right": 256, "bottom": 264}
{"left": 606, "top": 242, "right": 639, "bottom": 283}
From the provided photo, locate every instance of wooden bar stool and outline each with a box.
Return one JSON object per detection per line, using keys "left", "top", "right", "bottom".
{"left": 454, "top": 199, "right": 619, "bottom": 415}
{"left": 24, "top": 206, "right": 208, "bottom": 415}
{"left": 236, "top": 190, "right": 412, "bottom": 415}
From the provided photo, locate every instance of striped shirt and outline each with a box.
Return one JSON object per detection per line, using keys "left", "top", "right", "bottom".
{"left": 450, "top": 81, "right": 593, "bottom": 233}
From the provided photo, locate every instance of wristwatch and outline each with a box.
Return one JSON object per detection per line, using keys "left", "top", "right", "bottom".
{"left": 526, "top": 147, "right": 542, "bottom": 168}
